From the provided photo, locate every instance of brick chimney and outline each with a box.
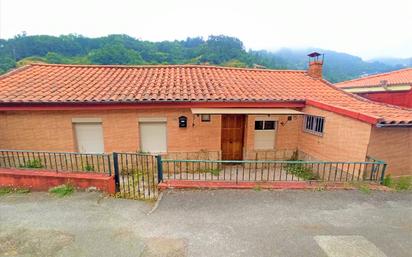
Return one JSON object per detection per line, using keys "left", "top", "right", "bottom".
{"left": 307, "top": 52, "right": 324, "bottom": 79}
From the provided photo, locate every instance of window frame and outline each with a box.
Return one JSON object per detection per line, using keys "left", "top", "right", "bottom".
{"left": 254, "top": 120, "right": 276, "bottom": 131}
{"left": 200, "top": 114, "right": 211, "bottom": 122}
{"left": 303, "top": 115, "right": 325, "bottom": 136}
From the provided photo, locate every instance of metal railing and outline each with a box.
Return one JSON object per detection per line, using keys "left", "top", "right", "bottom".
{"left": 113, "top": 152, "right": 158, "bottom": 200}
{"left": 0, "top": 150, "right": 111, "bottom": 175}
{"left": 160, "top": 159, "right": 387, "bottom": 183}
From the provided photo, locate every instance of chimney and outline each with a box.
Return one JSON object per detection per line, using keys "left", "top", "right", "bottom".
{"left": 307, "top": 52, "right": 324, "bottom": 79}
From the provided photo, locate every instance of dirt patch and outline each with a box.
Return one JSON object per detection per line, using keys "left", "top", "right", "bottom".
{"left": 142, "top": 237, "right": 187, "bottom": 257}
{"left": 0, "top": 228, "right": 74, "bottom": 257}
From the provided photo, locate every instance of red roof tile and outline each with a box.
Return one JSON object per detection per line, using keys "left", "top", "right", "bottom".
{"left": 0, "top": 63, "right": 411, "bottom": 125}
{"left": 335, "top": 68, "right": 412, "bottom": 88}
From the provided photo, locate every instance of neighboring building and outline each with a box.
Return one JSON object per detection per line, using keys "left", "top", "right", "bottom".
{"left": 0, "top": 55, "right": 411, "bottom": 176}
{"left": 335, "top": 68, "right": 412, "bottom": 108}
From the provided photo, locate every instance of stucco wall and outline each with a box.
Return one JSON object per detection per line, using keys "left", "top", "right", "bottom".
{"left": 298, "top": 106, "right": 372, "bottom": 162}
{"left": 367, "top": 127, "right": 412, "bottom": 177}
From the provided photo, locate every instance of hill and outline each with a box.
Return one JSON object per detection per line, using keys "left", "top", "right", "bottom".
{"left": 0, "top": 34, "right": 409, "bottom": 82}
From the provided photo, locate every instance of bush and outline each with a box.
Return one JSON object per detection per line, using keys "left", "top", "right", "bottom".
{"left": 20, "top": 159, "right": 43, "bottom": 169}
{"left": 286, "top": 150, "right": 319, "bottom": 180}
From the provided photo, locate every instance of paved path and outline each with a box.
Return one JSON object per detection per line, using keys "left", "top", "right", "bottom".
{"left": 1, "top": 190, "right": 411, "bottom": 256}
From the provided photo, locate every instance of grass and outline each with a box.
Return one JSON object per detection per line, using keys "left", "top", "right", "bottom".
{"left": 253, "top": 185, "right": 262, "bottom": 191}
{"left": 0, "top": 187, "right": 30, "bottom": 196}
{"left": 49, "top": 184, "right": 74, "bottom": 197}
{"left": 0, "top": 187, "right": 12, "bottom": 196}
{"left": 358, "top": 184, "right": 372, "bottom": 194}
{"left": 382, "top": 175, "right": 412, "bottom": 191}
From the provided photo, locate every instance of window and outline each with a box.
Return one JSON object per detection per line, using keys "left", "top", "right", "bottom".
{"left": 254, "top": 120, "right": 277, "bottom": 150}
{"left": 74, "top": 123, "right": 104, "bottom": 153}
{"left": 201, "top": 114, "right": 211, "bottom": 122}
{"left": 304, "top": 115, "right": 325, "bottom": 135}
{"left": 254, "top": 120, "right": 275, "bottom": 130}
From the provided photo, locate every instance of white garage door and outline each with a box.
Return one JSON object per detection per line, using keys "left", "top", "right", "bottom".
{"left": 74, "top": 123, "right": 104, "bottom": 153}
{"left": 140, "top": 122, "right": 167, "bottom": 153}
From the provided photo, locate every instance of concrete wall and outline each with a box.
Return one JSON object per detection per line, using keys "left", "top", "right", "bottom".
{"left": 298, "top": 106, "right": 372, "bottom": 162}
{"left": 367, "top": 127, "right": 412, "bottom": 177}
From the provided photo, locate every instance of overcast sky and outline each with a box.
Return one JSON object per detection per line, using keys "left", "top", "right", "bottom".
{"left": 1, "top": 0, "right": 411, "bottom": 60}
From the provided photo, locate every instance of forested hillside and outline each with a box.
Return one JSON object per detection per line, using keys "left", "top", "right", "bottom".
{"left": 0, "top": 34, "right": 409, "bottom": 82}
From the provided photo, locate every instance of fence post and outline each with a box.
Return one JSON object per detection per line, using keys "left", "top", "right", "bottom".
{"left": 113, "top": 152, "right": 120, "bottom": 192}
{"left": 156, "top": 155, "right": 163, "bottom": 183}
{"left": 380, "top": 163, "right": 387, "bottom": 184}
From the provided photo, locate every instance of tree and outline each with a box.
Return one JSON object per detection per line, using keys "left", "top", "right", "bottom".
{"left": 88, "top": 44, "right": 145, "bottom": 65}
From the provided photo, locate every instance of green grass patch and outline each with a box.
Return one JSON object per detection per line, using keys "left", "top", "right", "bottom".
{"left": 382, "top": 175, "right": 412, "bottom": 191}
{"left": 19, "top": 159, "right": 43, "bottom": 169}
{"left": 358, "top": 184, "right": 371, "bottom": 194}
{"left": 49, "top": 184, "right": 74, "bottom": 197}
{"left": 0, "top": 187, "right": 12, "bottom": 196}
{"left": 0, "top": 187, "right": 30, "bottom": 196}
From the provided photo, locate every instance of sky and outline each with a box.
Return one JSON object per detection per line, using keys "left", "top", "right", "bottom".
{"left": 1, "top": 0, "right": 411, "bottom": 60}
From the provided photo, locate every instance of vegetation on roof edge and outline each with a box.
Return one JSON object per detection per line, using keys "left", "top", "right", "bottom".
{"left": 0, "top": 34, "right": 410, "bottom": 83}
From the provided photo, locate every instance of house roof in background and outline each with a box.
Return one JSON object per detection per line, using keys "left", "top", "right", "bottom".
{"left": 335, "top": 68, "right": 412, "bottom": 88}
{"left": 0, "top": 63, "right": 411, "bottom": 125}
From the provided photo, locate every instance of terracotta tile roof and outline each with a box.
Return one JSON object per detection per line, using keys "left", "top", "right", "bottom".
{"left": 335, "top": 68, "right": 412, "bottom": 88}
{"left": 0, "top": 63, "right": 411, "bottom": 125}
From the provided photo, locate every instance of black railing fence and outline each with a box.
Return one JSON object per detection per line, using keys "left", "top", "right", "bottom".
{"left": 0, "top": 150, "right": 111, "bottom": 175}
{"left": 0, "top": 149, "right": 387, "bottom": 200}
{"left": 160, "top": 159, "right": 387, "bottom": 183}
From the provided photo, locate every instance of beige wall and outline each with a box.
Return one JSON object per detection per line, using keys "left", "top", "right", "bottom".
{"left": 298, "top": 106, "right": 372, "bottom": 162}
{"left": 367, "top": 127, "right": 412, "bottom": 177}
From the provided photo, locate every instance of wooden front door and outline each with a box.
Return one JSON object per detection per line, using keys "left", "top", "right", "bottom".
{"left": 221, "top": 115, "right": 245, "bottom": 160}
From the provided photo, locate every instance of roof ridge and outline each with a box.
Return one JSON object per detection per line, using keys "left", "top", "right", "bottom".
{"left": 335, "top": 67, "right": 412, "bottom": 86}
{"left": 27, "top": 62, "right": 306, "bottom": 73}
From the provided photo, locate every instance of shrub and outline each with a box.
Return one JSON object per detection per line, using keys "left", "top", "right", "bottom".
{"left": 286, "top": 150, "right": 319, "bottom": 180}
{"left": 20, "top": 159, "right": 43, "bottom": 169}
{"left": 83, "top": 164, "right": 95, "bottom": 172}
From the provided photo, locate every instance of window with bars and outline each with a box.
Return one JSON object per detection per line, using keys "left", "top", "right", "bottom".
{"left": 304, "top": 115, "right": 325, "bottom": 135}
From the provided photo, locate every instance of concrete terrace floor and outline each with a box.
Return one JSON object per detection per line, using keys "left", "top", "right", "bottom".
{"left": 0, "top": 190, "right": 411, "bottom": 257}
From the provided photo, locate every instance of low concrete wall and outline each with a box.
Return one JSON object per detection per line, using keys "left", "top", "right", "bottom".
{"left": 0, "top": 168, "right": 115, "bottom": 193}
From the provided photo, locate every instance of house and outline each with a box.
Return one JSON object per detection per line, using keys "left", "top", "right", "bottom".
{"left": 0, "top": 55, "right": 411, "bottom": 177}
{"left": 335, "top": 68, "right": 412, "bottom": 108}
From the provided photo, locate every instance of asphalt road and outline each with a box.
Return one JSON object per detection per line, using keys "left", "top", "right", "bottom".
{"left": 1, "top": 189, "right": 411, "bottom": 257}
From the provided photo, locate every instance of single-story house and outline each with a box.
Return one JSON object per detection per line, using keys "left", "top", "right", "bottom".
{"left": 0, "top": 56, "right": 411, "bottom": 176}
{"left": 335, "top": 68, "right": 412, "bottom": 108}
